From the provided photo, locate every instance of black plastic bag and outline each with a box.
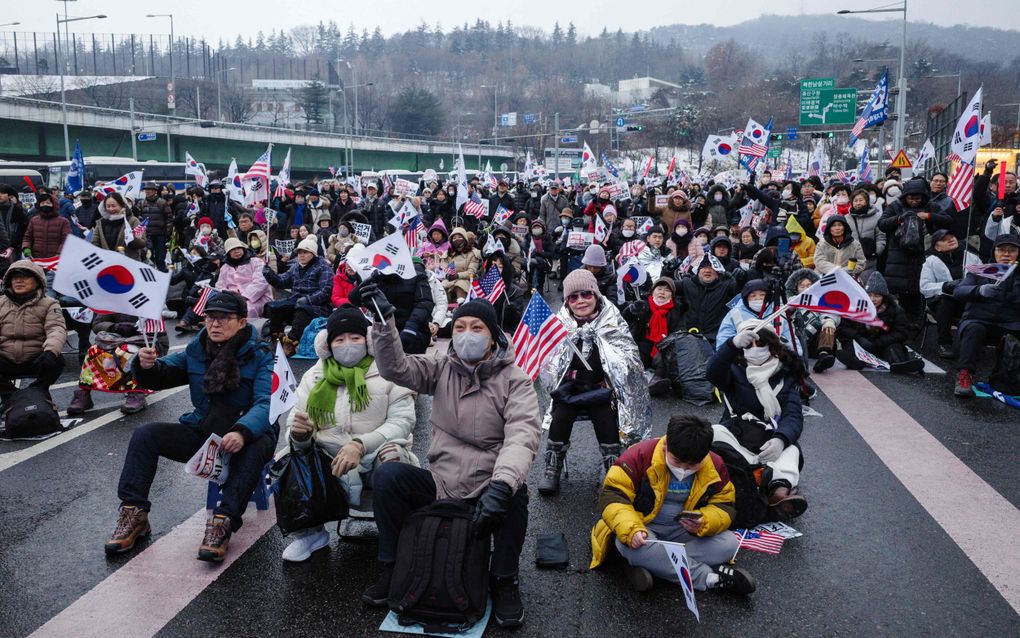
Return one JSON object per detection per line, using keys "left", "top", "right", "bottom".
{"left": 270, "top": 443, "right": 349, "bottom": 535}
{"left": 659, "top": 331, "right": 715, "bottom": 405}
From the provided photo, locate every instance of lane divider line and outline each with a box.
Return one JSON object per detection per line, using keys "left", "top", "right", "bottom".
{"left": 815, "top": 370, "right": 1020, "bottom": 615}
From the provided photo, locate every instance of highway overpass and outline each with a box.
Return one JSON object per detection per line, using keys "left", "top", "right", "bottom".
{"left": 0, "top": 96, "right": 513, "bottom": 174}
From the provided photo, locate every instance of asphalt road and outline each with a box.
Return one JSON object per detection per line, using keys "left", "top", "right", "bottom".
{"left": 1, "top": 325, "right": 1018, "bottom": 638}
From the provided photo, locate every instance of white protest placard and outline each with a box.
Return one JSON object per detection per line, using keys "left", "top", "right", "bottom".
{"left": 351, "top": 221, "right": 372, "bottom": 243}
{"left": 393, "top": 178, "right": 418, "bottom": 197}
{"left": 274, "top": 239, "right": 295, "bottom": 255}
{"left": 655, "top": 194, "right": 669, "bottom": 208}
{"left": 566, "top": 231, "right": 595, "bottom": 250}
{"left": 753, "top": 521, "right": 803, "bottom": 540}
{"left": 853, "top": 340, "right": 890, "bottom": 369}
{"left": 185, "top": 434, "right": 231, "bottom": 485}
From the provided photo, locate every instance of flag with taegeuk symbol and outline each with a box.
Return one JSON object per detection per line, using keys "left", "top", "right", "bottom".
{"left": 269, "top": 342, "right": 298, "bottom": 424}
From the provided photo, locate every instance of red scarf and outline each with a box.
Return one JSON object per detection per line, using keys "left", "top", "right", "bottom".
{"left": 646, "top": 296, "right": 675, "bottom": 357}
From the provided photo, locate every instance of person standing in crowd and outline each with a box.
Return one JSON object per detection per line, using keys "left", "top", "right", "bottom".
{"left": 281, "top": 305, "right": 418, "bottom": 562}
{"left": 590, "top": 415, "right": 755, "bottom": 595}
{"left": 0, "top": 260, "right": 66, "bottom": 399}
{"left": 105, "top": 292, "right": 275, "bottom": 563}
{"left": 355, "top": 291, "right": 540, "bottom": 629}
{"left": 538, "top": 269, "right": 650, "bottom": 496}
{"left": 919, "top": 229, "right": 980, "bottom": 359}
{"left": 0, "top": 185, "right": 26, "bottom": 265}
{"left": 263, "top": 237, "right": 334, "bottom": 356}
{"left": 952, "top": 233, "right": 1020, "bottom": 397}
{"left": 135, "top": 182, "right": 172, "bottom": 272}
{"left": 21, "top": 193, "right": 69, "bottom": 284}
{"left": 541, "top": 182, "right": 570, "bottom": 230}
{"left": 707, "top": 320, "right": 808, "bottom": 520}
{"left": 844, "top": 188, "right": 885, "bottom": 280}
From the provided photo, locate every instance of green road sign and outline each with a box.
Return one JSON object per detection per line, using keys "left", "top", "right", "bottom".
{"left": 800, "top": 78, "right": 857, "bottom": 126}
{"left": 766, "top": 143, "right": 783, "bottom": 159}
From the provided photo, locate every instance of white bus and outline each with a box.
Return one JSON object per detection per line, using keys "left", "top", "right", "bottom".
{"left": 47, "top": 157, "right": 193, "bottom": 191}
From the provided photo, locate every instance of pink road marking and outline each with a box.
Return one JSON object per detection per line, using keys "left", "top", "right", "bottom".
{"left": 31, "top": 504, "right": 277, "bottom": 638}
{"left": 815, "top": 370, "right": 1020, "bottom": 615}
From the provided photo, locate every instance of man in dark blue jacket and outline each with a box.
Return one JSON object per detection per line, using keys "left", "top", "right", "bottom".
{"left": 105, "top": 292, "right": 276, "bottom": 563}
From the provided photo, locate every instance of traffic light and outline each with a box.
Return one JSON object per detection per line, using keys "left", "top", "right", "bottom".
{"left": 625, "top": 125, "right": 644, "bottom": 132}
{"left": 770, "top": 133, "right": 784, "bottom": 141}
{"left": 809, "top": 132, "right": 836, "bottom": 139}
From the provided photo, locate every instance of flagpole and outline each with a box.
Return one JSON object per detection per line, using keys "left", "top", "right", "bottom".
{"left": 729, "top": 530, "right": 748, "bottom": 565}
{"left": 751, "top": 303, "right": 790, "bottom": 332}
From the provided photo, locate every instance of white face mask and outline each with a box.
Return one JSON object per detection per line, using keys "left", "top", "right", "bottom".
{"left": 665, "top": 459, "right": 696, "bottom": 483}
{"left": 676, "top": 227, "right": 688, "bottom": 237}
{"left": 745, "top": 345, "right": 771, "bottom": 366}
{"left": 622, "top": 229, "right": 635, "bottom": 238}
{"left": 835, "top": 194, "right": 850, "bottom": 205}
{"left": 782, "top": 188, "right": 793, "bottom": 200}
{"left": 868, "top": 193, "right": 877, "bottom": 206}
{"left": 748, "top": 299, "right": 764, "bottom": 312}
{"left": 561, "top": 217, "right": 571, "bottom": 226}
{"left": 200, "top": 226, "right": 212, "bottom": 236}
{"left": 108, "top": 213, "right": 125, "bottom": 221}
{"left": 331, "top": 343, "right": 367, "bottom": 367}
{"left": 887, "top": 187, "right": 901, "bottom": 199}
{"left": 713, "top": 193, "right": 724, "bottom": 202}
{"left": 531, "top": 228, "right": 543, "bottom": 236}
{"left": 452, "top": 332, "right": 491, "bottom": 363}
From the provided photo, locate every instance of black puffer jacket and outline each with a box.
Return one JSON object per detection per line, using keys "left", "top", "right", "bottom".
{"left": 877, "top": 178, "right": 952, "bottom": 294}
{"left": 676, "top": 271, "right": 738, "bottom": 344}
{"left": 135, "top": 195, "right": 171, "bottom": 237}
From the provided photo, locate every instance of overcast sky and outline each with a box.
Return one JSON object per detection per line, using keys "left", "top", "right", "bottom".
{"left": 16, "top": 0, "right": 1019, "bottom": 41}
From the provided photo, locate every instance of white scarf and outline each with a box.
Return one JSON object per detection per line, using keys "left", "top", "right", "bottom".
{"left": 744, "top": 356, "right": 783, "bottom": 420}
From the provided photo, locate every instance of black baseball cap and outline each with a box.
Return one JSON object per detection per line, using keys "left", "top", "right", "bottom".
{"left": 204, "top": 291, "right": 247, "bottom": 317}
{"left": 994, "top": 233, "right": 1020, "bottom": 249}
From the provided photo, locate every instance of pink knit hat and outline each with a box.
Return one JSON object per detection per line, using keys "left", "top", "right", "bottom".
{"left": 563, "top": 269, "right": 599, "bottom": 299}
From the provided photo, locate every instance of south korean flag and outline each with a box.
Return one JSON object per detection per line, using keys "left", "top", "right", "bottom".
{"left": 352, "top": 231, "right": 416, "bottom": 280}
{"left": 269, "top": 342, "right": 299, "bottom": 424}
{"left": 52, "top": 236, "right": 170, "bottom": 320}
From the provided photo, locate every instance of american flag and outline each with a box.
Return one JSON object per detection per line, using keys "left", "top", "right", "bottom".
{"left": 193, "top": 286, "right": 215, "bottom": 317}
{"left": 834, "top": 170, "right": 850, "bottom": 183}
{"left": 484, "top": 172, "right": 498, "bottom": 191}
{"left": 468, "top": 265, "right": 505, "bottom": 303}
{"left": 601, "top": 152, "right": 619, "bottom": 178}
{"left": 850, "top": 117, "right": 867, "bottom": 140}
{"left": 403, "top": 216, "right": 423, "bottom": 250}
{"left": 242, "top": 146, "right": 272, "bottom": 182}
{"left": 464, "top": 199, "right": 487, "bottom": 219}
{"left": 617, "top": 239, "right": 647, "bottom": 261}
{"left": 947, "top": 161, "right": 975, "bottom": 212}
{"left": 512, "top": 293, "right": 568, "bottom": 380}
{"left": 738, "top": 118, "right": 770, "bottom": 158}
{"left": 733, "top": 528, "right": 785, "bottom": 554}
{"left": 946, "top": 151, "right": 962, "bottom": 163}
{"left": 137, "top": 317, "right": 165, "bottom": 334}
{"left": 32, "top": 256, "right": 61, "bottom": 271}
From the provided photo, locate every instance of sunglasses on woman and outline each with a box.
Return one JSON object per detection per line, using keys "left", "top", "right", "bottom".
{"left": 566, "top": 291, "right": 595, "bottom": 303}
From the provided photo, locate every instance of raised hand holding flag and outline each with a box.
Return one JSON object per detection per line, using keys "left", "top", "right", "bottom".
{"left": 269, "top": 342, "right": 298, "bottom": 424}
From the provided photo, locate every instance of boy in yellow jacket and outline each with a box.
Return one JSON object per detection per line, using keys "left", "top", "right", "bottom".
{"left": 590, "top": 415, "right": 755, "bottom": 594}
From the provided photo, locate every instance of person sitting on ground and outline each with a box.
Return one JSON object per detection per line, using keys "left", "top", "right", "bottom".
{"left": 415, "top": 218, "right": 450, "bottom": 259}
{"left": 0, "top": 260, "right": 66, "bottom": 399}
{"left": 281, "top": 305, "right": 418, "bottom": 562}
{"left": 952, "top": 233, "right": 1020, "bottom": 397}
{"left": 247, "top": 228, "right": 277, "bottom": 273}
{"left": 581, "top": 244, "right": 619, "bottom": 307}
{"left": 623, "top": 277, "right": 685, "bottom": 396}
{"left": 835, "top": 272, "right": 924, "bottom": 375}
{"left": 216, "top": 238, "right": 273, "bottom": 318}
{"left": 263, "top": 237, "right": 334, "bottom": 356}
{"left": 355, "top": 293, "right": 541, "bottom": 629}
{"left": 442, "top": 227, "right": 479, "bottom": 303}
{"left": 706, "top": 320, "right": 808, "bottom": 521}
{"left": 589, "top": 414, "right": 755, "bottom": 595}
{"left": 785, "top": 269, "right": 839, "bottom": 373}
{"left": 190, "top": 216, "right": 223, "bottom": 256}
{"left": 331, "top": 244, "right": 363, "bottom": 309}
{"left": 538, "top": 269, "right": 650, "bottom": 496}
{"left": 638, "top": 226, "right": 670, "bottom": 281}
{"left": 734, "top": 227, "right": 761, "bottom": 265}
{"left": 171, "top": 245, "right": 222, "bottom": 333}
{"left": 105, "top": 292, "right": 275, "bottom": 563}
{"left": 677, "top": 254, "right": 738, "bottom": 347}
{"left": 709, "top": 235, "right": 745, "bottom": 284}
{"left": 813, "top": 215, "right": 865, "bottom": 278}
{"left": 920, "top": 229, "right": 980, "bottom": 359}
{"left": 715, "top": 279, "right": 794, "bottom": 350}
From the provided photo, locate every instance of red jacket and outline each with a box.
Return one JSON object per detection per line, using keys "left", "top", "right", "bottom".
{"left": 331, "top": 266, "right": 356, "bottom": 307}
{"left": 23, "top": 210, "right": 71, "bottom": 258}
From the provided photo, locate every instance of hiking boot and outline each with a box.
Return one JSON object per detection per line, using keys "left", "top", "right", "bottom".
{"left": 281, "top": 526, "right": 330, "bottom": 562}
{"left": 937, "top": 344, "right": 956, "bottom": 359}
{"left": 197, "top": 514, "right": 232, "bottom": 563}
{"left": 623, "top": 563, "right": 654, "bottom": 592}
{"left": 281, "top": 335, "right": 298, "bottom": 357}
{"left": 599, "top": 443, "right": 622, "bottom": 475}
{"left": 812, "top": 352, "right": 836, "bottom": 373}
{"left": 711, "top": 564, "right": 756, "bottom": 594}
{"left": 491, "top": 576, "right": 525, "bottom": 628}
{"left": 67, "top": 388, "right": 93, "bottom": 415}
{"left": 648, "top": 375, "right": 671, "bottom": 397}
{"left": 768, "top": 485, "right": 808, "bottom": 521}
{"left": 121, "top": 393, "right": 148, "bottom": 415}
{"left": 361, "top": 563, "right": 393, "bottom": 607}
{"left": 104, "top": 505, "right": 151, "bottom": 555}
{"left": 954, "top": 370, "right": 974, "bottom": 398}
{"left": 537, "top": 441, "right": 568, "bottom": 496}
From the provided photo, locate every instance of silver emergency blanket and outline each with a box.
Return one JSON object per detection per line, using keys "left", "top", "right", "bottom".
{"left": 539, "top": 299, "right": 652, "bottom": 444}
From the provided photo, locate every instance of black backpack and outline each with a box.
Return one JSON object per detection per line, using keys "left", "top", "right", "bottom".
{"left": 2, "top": 387, "right": 61, "bottom": 438}
{"left": 388, "top": 500, "right": 490, "bottom": 632}
{"left": 895, "top": 213, "right": 926, "bottom": 255}
{"left": 990, "top": 334, "right": 1020, "bottom": 396}
{"left": 710, "top": 441, "right": 773, "bottom": 530}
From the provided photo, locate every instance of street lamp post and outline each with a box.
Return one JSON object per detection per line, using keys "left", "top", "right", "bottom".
{"left": 923, "top": 72, "right": 962, "bottom": 98}
{"left": 55, "top": 11, "right": 106, "bottom": 160}
{"left": 336, "top": 82, "right": 373, "bottom": 174}
{"left": 481, "top": 84, "right": 498, "bottom": 144}
{"left": 146, "top": 14, "right": 175, "bottom": 116}
{"left": 214, "top": 65, "right": 236, "bottom": 122}
{"left": 839, "top": 1, "right": 908, "bottom": 152}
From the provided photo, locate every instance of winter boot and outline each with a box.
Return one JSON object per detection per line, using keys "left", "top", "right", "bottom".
{"left": 491, "top": 576, "right": 525, "bottom": 628}
{"left": 281, "top": 335, "right": 298, "bottom": 357}
{"left": 599, "top": 443, "right": 623, "bottom": 474}
{"left": 537, "top": 441, "right": 569, "bottom": 496}
{"left": 67, "top": 388, "right": 94, "bottom": 415}
{"left": 104, "top": 505, "right": 151, "bottom": 554}
{"left": 197, "top": 514, "right": 232, "bottom": 563}
{"left": 121, "top": 393, "right": 148, "bottom": 415}
{"left": 361, "top": 563, "right": 393, "bottom": 607}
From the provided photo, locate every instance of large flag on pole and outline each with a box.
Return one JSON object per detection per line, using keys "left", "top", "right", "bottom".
{"left": 857, "top": 146, "right": 873, "bottom": 183}
{"left": 349, "top": 231, "right": 416, "bottom": 280}
{"left": 53, "top": 236, "right": 170, "bottom": 320}
{"left": 242, "top": 144, "right": 273, "bottom": 182}
{"left": 456, "top": 144, "right": 469, "bottom": 211}
{"left": 950, "top": 87, "right": 983, "bottom": 165}
{"left": 512, "top": 293, "right": 568, "bottom": 380}
{"left": 581, "top": 142, "right": 597, "bottom": 172}
{"left": 93, "top": 171, "right": 143, "bottom": 201}
{"left": 915, "top": 138, "right": 936, "bottom": 168}
{"left": 269, "top": 342, "right": 298, "bottom": 424}
{"left": 848, "top": 70, "right": 889, "bottom": 146}
{"left": 738, "top": 118, "right": 770, "bottom": 157}
{"left": 225, "top": 159, "right": 245, "bottom": 204}
{"left": 703, "top": 133, "right": 738, "bottom": 162}
{"left": 67, "top": 141, "right": 85, "bottom": 194}
{"left": 274, "top": 148, "right": 292, "bottom": 199}
{"left": 185, "top": 151, "right": 207, "bottom": 187}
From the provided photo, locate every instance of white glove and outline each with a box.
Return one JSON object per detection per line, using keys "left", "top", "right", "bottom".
{"left": 757, "top": 438, "right": 785, "bottom": 464}
{"left": 732, "top": 329, "right": 757, "bottom": 349}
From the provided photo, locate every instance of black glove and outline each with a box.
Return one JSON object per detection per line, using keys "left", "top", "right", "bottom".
{"left": 942, "top": 280, "right": 959, "bottom": 295}
{"left": 446, "top": 272, "right": 458, "bottom": 281}
{"left": 629, "top": 300, "right": 649, "bottom": 316}
{"left": 358, "top": 281, "right": 394, "bottom": 322}
{"left": 471, "top": 480, "right": 514, "bottom": 538}
{"left": 34, "top": 351, "right": 58, "bottom": 370}
{"left": 262, "top": 266, "right": 273, "bottom": 278}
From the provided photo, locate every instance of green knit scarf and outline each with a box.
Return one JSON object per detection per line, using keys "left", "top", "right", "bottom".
{"left": 306, "top": 355, "right": 373, "bottom": 426}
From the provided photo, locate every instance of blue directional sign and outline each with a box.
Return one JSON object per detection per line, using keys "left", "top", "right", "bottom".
{"left": 137, "top": 132, "right": 157, "bottom": 142}
{"left": 523, "top": 113, "right": 537, "bottom": 124}
{"left": 786, "top": 127, "right": 798, "bottom": 141}
{"left": 615, "top": 117, "right": 626, "bottom": 128}
{"left": 560, "top": 135, "right": 578, "bottom": 144}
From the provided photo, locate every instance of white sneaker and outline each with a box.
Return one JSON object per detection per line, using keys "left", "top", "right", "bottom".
{"left": 281, "top": 527, "right": 329, "bottom": 562}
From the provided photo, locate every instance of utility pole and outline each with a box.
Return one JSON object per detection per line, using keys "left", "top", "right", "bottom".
{"left": 554, "top": 112, "right": 560, "bottom": 181}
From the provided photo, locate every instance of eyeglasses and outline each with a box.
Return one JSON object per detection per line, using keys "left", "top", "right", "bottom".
{"left": 204, "top": 314, "right": 238, "bottom": 325}
{"left": 566, "top": 291, "right": 595, "bottom": 303}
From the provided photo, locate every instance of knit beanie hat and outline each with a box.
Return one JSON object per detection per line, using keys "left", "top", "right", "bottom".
{"left": 581, "top": 244, "right": 607, "bottom": 267}
{"left": 865, "top": 271, "right": 890, "bottom": 297}
{"left": 563, "top": 268, "right": 599, "bottom": 298}
{"left": 326, "top": 304, "right": 370, "bottom": 343}
{"left": 452, "top": 299, "right": 507, "bottom": 348}
{"left": 297, "top": 237, "right": 318, "bottom": 254}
